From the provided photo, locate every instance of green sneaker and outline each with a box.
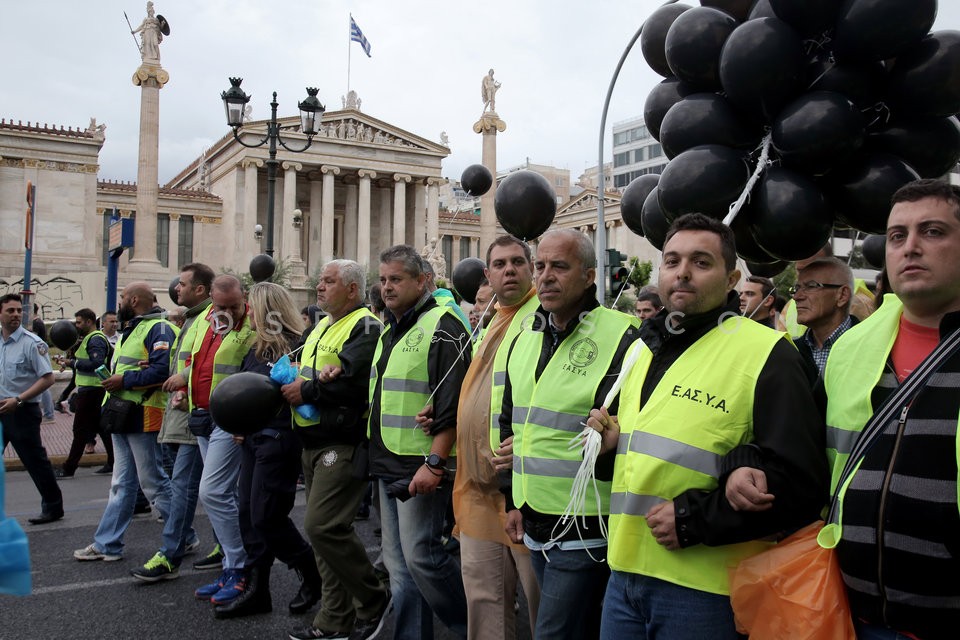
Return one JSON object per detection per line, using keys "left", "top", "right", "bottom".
{"left": 193, "top": 544, "right": 224, "bottom": 571}
{"left": 131, "top": 552, "right": 179, "bottom": 583}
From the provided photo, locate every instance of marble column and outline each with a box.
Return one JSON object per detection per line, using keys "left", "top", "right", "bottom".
{"left": 413, "top": 180, "right": 427, "bottom": 251}
{"left": 241, "top": 159, "right": 263, "bottom": 260}
{"left": 308, "top": 172, "right": 322, "bottom": 270}
{"left": 393, "top": 174, "right": 412, "bottom": 246}
{"left": 169, "top": 214, "right": 181, "bottom": 270}
{"left": 281, "top": 162, "right": 303, "bottom": 271}
{"left": 378, "top": 180, "right": 392, "bottom": 253}
{"left": 426, "top": 178, "right": 443, "bottom": 248}
{"left": 344, "top": 175, "right": 359, "bottom": 262}
{"left": 128, "top": 61, "right": 170, "bottom": 269}
{"left": 473, "top": 112, "right": 507, "bottom": 255}
{"left": 357, "top": 170, "right": 376, "bottom": 268}
{"left": 452, "top": 235, "right": 462, "bottom": 265}
{"left": 320, "top": 165, "right": 340, "bottom": 264}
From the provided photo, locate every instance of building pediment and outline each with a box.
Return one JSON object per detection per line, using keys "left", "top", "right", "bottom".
{"left": 557, "top": 188, "right": 621, "bottom": 215}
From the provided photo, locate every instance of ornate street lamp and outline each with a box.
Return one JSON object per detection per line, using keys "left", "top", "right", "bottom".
{"left": 220, "top": 77, "right": 325, "bottom": 256}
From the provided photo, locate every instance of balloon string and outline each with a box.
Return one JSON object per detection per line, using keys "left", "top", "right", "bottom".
{"left": 610, "top": 258, "right": 641, "bottom": 309}
{"left": 722, "top": 132, "right": 773, "bottom": 228}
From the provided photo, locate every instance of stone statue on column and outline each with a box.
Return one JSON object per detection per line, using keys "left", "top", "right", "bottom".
{"left": 481, "top": 69, "right": 501, "bottom": 114}
{"left": 421, "top": 238, "right": 447, "bottom": 280}
{"left": 131, "top": 2, "right": 165, "bottom": 64}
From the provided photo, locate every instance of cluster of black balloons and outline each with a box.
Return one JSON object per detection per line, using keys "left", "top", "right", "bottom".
{"left": 622, "top": 0, "right": 960, "bottom": 270}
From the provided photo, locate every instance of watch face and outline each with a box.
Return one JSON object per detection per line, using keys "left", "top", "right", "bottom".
{"left": 427, "top": 454, "right": 444, "bottom": 468}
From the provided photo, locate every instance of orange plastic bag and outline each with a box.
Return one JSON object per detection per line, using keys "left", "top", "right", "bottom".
{"left": 730, "top": 521, "right": 856, "bottom": 640}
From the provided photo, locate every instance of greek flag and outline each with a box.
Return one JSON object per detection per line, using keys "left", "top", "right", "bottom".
{"left": 350, "top": 17, "right": 371, "bottom": 57}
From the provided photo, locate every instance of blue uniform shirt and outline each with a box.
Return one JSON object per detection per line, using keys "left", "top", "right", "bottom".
{"left": 0, "top": 327, "right": 53, "bottom": 401}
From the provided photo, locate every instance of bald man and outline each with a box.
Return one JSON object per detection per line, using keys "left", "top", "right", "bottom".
{"left": 74, "top": 281, "right": 178, "bottom": 562}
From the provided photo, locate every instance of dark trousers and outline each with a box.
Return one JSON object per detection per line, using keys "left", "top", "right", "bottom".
{"left": 237, "top": 428, "right": 311, "bottom": 568}
{"left": 2, "top": 403, "right": 63, "bottom": 513}
{"left": 62, "top": 387, "right": 112, "bottom": 475}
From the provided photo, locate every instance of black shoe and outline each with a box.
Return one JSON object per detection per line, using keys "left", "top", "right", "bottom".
{"left": 355, "top": 504, "right": 370, "bottom": 521}
{"left": 28, "top": 510, "right": 64, "bottom": 525}
{"left": 193, "top": 544, "right": 224, "bottom": 571}
{"left": 288, "top": 627, "right": 349, "bottom": 640}
{"left": 54, "top": 468, "right": 74, "bottom": 480}
{"left": 133, "top": 503, "right": 152, "bottom": 516}
{"left": 94, "top": 465, "right": 113, "bottom": 475}
{"left": 351, "top": 591, "right": 392, "bottom": 640}
{"left": 288, "top": 564, "right": 322, "bottom": 614}
{"left": 214, "top": 566, "right": 272, "bottom": 619}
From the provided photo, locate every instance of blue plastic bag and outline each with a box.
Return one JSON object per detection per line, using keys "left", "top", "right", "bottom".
{"left": 270, "top": 354, "right": 319, "bottom": 420}
{"left": 0, "top": 419, "right": 31, "bottom": 595}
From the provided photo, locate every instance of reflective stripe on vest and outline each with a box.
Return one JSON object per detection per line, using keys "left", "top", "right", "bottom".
{"left": 607, "top": 317, "right": 781, "bottom": 595}
{"left": 489, "top": 295, "right": 540, "bottom": 450}
{"left": 109, "top": 318, "right": 178, "bottom": 410}
{"left": 173, "top": 304, "right": 212, "bottom": 374}
{"left": 509, "top": 307, "right": 639, "bottom": 515}
{"left": 74, "top": 330, "right": 109, "bottom": 388}
{"left": 294, "top": 307, "right": 381, "bottom": 428}
{"left": 822, "top": 296, "right": 902, "bottom": 493}
{"left": 370, "top": 305, "right": 455, "bottom": 457}
{"left": 187, "top": 311, "right": 255, "bottom": 411}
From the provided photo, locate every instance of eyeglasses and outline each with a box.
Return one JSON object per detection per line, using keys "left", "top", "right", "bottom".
{"left": 789, "top": 281, "right": 845, "bottom": 295}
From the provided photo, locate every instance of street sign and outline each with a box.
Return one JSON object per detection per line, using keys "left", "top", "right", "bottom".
{"left": 108, "top": 217, "right": 134, "bottom": 252}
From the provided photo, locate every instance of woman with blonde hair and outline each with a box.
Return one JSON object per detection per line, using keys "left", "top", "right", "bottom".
{"left": 213, "top": 282, "right": 323, "bottom": 619}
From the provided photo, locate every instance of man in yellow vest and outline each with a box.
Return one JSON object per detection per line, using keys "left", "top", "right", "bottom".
{"left": 817, "top": 180, "right": 960, "bottom": 639}
{"left": 74, "top": 281, "right": 178, "bottom": 562}
{"left": 280, "top": 259, "right": 390, "bottom": 640}
{"left": 499, "top": 229, "right": 640, "bottom": 640}
{"left": 368, "top": 244, "right": 470, "bottom": 638}
{"left": 587, "top": 214, "right": 827, "bottom": 639}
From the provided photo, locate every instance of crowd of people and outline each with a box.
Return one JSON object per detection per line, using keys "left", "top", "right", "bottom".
{"left": 2, "top": 177, "right": 959, "bottom": 640}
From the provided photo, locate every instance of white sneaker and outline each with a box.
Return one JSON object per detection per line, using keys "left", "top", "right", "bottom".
{"left": 74, "top": 543, "right": 122, "bottom": 562}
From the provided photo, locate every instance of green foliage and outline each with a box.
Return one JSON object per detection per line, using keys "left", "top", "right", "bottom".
{"left": 222, "top": 256, "right": 292, "bottom": 292}
{"left": 626, "top": 257, "right": 653, "bottom": 289}
{"left": 772, "top": 263, "right": 797, "bottom": 300}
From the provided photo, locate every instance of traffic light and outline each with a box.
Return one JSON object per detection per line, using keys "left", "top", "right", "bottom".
{"left": 607, "top": 248, "right": 629, "bottom": 295}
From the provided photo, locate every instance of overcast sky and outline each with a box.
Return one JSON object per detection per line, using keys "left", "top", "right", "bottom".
{"left": 3, "top": 1, "right": 958, "bottom": 187}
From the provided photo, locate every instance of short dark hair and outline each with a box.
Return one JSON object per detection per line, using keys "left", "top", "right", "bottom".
{"left": 180, "top": 262, "right": 215, "bottom": 292}
{"left": 486, "top": 234, "right": 532, "bottom": 265}
{"left": 663, "top": 213, "right": 737, "bottom": 271}
{"left": 101, "top": 311, "right": 117, "bottom": 318}
{"left": 368, "top": 283, "right": 385, "bottom": 314}
{"left": 75, "top": 308, "right": 97, "bottom": 323}
{"left": 0, "top": 293, "right": 22, "bottom": 309}
{"left": 636, "top": 290, "right": 662, "bottom": 308}
{"left": 745, "top": 276, "right": 775, "bottom": 298}
{"left": 891, "top": 178, "right": 960, "bottom": 220}
{"left": 380, "top": 245, "right": 424, "bottom": 277}
{"left": 477, "top": 277, "right": 490, "bottom": 288}
{"left": 773, "top": 294, "right": 787, "bottom": 313}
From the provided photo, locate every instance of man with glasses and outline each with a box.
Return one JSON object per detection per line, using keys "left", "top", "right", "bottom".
{"left": 790, "top": 258, "right": 857, "bottom": 376}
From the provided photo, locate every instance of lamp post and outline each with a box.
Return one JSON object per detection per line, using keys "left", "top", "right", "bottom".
{"left": 221, "top": 77, "right": 325, "bottom": 257}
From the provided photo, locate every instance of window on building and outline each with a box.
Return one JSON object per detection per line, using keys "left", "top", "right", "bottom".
{"left": 631, "top": 125, "right": 649, "bottom": 142}
{"left": 614, "top": 151, "right": 631, "bottom": 168}
{"left": 648, "top": 144, "right": 663, "bottom": 159}
{"left": 634, "top": 148, "right": 647, "bottom": 163}
{"left": 442, "top": 235, "right": 453, "bottom": 278}
{"left": 157, "top": 213, "right": 170, "bottom": 267}
{"left": 459, "top": 236, "right": 471, "bottom": 260}
{"left": 614, "top": 173, "right": 630, "bottom": 189}
{"left": 613, "top": 131, "right": 630, "bottom": 146}
{"left": 178, "top": 216, "right": 194, "bottom": 268}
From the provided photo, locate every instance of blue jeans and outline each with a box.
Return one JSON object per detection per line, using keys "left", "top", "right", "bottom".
{"left": 854, "top": 621, "right": 915, "bottom": 639}
{"left": 378, "top": 478, "right": 467, "bottom": 640}
{"left": 93, "top": 432, "right": 172, "bottom": 556}
{"left": 159, "top": 443, "right": 202, "bottom": 563}
{"left": 39, "top": 389, "right": 54, "bottom": 420}
{"left": 600, "top": 571, "right": 742, "bottom": 640}
{"left": 198, "top": 426, "right": 246, "bottom": 570}
{"left": 529, "top": 545, "right": 609, "bottom": 640}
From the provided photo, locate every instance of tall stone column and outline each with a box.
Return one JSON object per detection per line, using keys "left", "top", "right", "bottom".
{"left": 452, "top": 235, "right": 462, "bottom": 264}
{"left": 378, "top": 180, "right": 392, "bottom": 253}
{"left": 473, "top": 112, "right": 507, "bottom": 253}
{"left": 281, "top": 162, "right": 304, "bottom": 275}
{"left": 169, "top": 214, "right": 181, "bottom": 269}
{"left": 413, "top": 180, "right": 428, "bottom": 251}
{"left": 128, "top": 61, "right": 170, "bottom": 270}
{"left": 343, "top": 176, "right": 359, "bottom": 262}
{"left": 426, "top": 178, "right": 443, "bottom": 248}
{"left": 243, "top": 159, "right": 263, "bottom": 257}
{"left": 308, "top": 172, "right": 322, "bottom": 270}
{"left": 357, "top": 170, "right": 376, "bottom": 267}
{"left": 320, "top": 165, "right": 340, "bottom": 264}
{"left": 393, "top": 174, "right": 412, "bottom": 245}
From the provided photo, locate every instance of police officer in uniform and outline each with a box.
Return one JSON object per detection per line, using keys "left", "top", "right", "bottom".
{"left": 0, "top": 293, "right": 62, "bottom": 524}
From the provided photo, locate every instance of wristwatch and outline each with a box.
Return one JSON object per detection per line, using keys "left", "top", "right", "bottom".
{"left": 14, "top": 396, "right": 23, "bottom": 406}
{"left": 425, "top": 453, "right": 447, "bottom": 470}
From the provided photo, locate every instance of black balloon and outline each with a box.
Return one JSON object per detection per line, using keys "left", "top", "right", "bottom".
{"left": 640, "top": 3, "right": 692, "bottom": 78}
{"left": 806, "top": 59, "right": 887, "bottom": 112}
{"left": 168, "top": 277, "right": 180, "bottom": 305}
{"left": 833, "top": 0, "right": 937, "bottom": 63}
{"left": 826, "top": 153, "right": 921, "bottom": 234}
{"left": 621, "top": 174, "right": 660, "bottom": 236}
{"left": 748, "top": 0, "right": 776, "bottom": 20}
{"left": 249, "top": 254, "right": 276, "bottom": 283}
{"left": 641, "top": 188, "right": 671, "bottom": 251}
{"left": 868, "top": 116, "right": 960, "bottom": 179}
{"left": 861, "top": 234, "right": 886, "bottom": 268}
{"left": 719, "top": 17, "right": 805, "bottom": 122}
{"left": 747, "top": 168, "right": 834, "bottom": 261}
{"left": 658, "top": 145, "right": 749, "bottom": 220}
{"left": 49, "top": 319, "right": 79, "bottom": 351}
{"left": 665, "top": 7, "right": 738, "bottom": 90}
{"left": 888, "top": 31, "right": 960, "bottom": 119}
{"left": 494, "top": 170, "right": 556, "bottom": 241}
{"left": 700, "top": 0, "right": 753, "bottom": 21}
{"left": 745, "top": 260, "right": 788, "bottom": 277}
{"left": 772, "top": 91, "right": 865, "bottom": 175}
{"left": 644, "top": 77, "right": 697, "bottom": 141}
{"left": 769, "top": 0, "right": 839, "bottom": 37}
{"left": 451, "top": 257, "right": 487, "bottom": 304}
{"left": 460, "top": 164, "right": 493, "bottom": 197}
{"left": 660, "top": 92, "right": 758, "bottom": 159}
{"left": 731, "top": 214, "right": 778, "bottom": 264}
{"left": 210, "top": 372, "right": 284, "bottom": 435}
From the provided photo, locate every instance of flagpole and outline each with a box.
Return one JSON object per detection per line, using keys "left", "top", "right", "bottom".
{"left": 347, "top": 14, "right": 352, "bottom": 95}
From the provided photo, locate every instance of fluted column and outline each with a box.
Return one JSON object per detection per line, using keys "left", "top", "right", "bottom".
{"left": 344, "top": 175, "right": 359, "bottom": 262}
{"left": 426, "top": 178, "right": 443, "bottom": 248}
{"left": 243, "top": 159, "right": 263, "bottom": 257}
{"left": 308, "top": 172, "right": 322, "bottom": 269}
{"left": 393, "top": 174, "right": 412, "bottom": 245}
{"left": 413, "top": 180, "right": 427, "bottom": 251}
{"left": 320, "top": 165, "right": 340, "bottom": 264}
{"left": 452, "top": 235, "right": 462, "bottom": 265}
{"left": 378, "top": 180, "right": 392, "bottom": 253}
{"left": 281, "top": 161, "right": 303, "bottom": 267}
{"left": 357, "top": 170, "right": 376, "bottom": 267}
